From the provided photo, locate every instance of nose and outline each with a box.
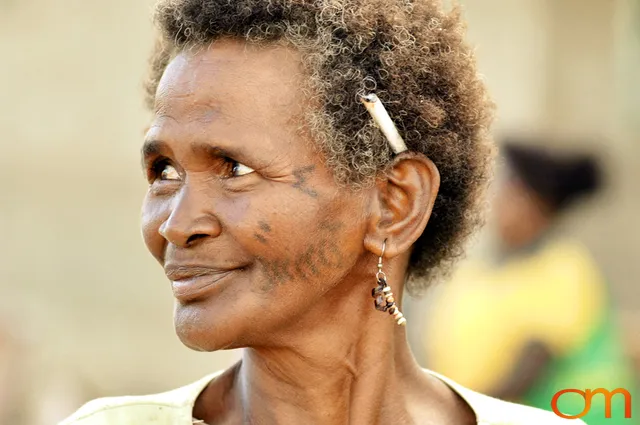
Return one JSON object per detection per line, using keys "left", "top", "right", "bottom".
{"left": 159, "top": 187, "right": 222, "bottom": 248}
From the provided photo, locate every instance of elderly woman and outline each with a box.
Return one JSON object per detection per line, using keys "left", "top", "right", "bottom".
{"left": 61, "top": 1, "right": 582, "bottom": 424}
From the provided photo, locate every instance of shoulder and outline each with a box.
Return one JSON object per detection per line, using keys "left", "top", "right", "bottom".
{"left": 429, "top": 371, "right": 586, "bottom": 425}
{"left": 58, "top": 373, "right": 220, "bottom": 425}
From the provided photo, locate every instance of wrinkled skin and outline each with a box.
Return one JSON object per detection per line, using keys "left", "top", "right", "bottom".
{"left": 141, "top": 39, "right": 475, "bottom": 425}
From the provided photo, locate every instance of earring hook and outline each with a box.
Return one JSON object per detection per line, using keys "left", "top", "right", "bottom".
{"left": 377, "top": 239, "right": 388, "bottom": 280}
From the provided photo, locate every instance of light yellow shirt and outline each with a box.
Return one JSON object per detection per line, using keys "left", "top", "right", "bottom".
{"left": 59, "top": 370, "right": 583, "bottom": 425}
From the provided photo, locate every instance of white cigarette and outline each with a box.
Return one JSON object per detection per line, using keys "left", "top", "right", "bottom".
{"left": 360, "top": 94, "right": 409, "bottom": 154}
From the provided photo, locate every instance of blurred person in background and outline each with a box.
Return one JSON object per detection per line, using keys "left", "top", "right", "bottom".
{"left": 424, "top": 141, "right": 638, "bottom": 423}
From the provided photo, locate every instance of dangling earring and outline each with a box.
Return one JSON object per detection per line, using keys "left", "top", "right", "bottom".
{"left": 372, "top": 239, "right": 407, "bottom": 326}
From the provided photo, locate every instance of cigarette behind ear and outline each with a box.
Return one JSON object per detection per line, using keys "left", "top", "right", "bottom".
{"left": 360, "top": 94, "right": 409, "bottom": 155}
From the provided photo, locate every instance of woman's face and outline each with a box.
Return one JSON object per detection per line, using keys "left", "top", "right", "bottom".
{"left": 141, "top": 40, "right": 370, "bottom": 351}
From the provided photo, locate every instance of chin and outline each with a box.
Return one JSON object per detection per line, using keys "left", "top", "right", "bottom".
{"left": 173, "top": 299, "right": 265, "bottom": 352}
{"left": 174, "top": 303, "right": 233, "bottom": 352}
{"left": 171, "top": 279, "right": 314, "bottom": 351}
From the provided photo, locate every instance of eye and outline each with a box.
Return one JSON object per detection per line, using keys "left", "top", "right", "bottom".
{"left": 161, "top": 164, "right": 181, "bottom": 181}
{"left": 151, "top": 160, "right": 181, "bottom": 182}
{"left": 230, "top": 161, "right": 255, "bottom": 177}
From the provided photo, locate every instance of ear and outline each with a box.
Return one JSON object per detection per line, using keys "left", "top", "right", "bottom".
{"left": 364, "top": 152, "right": 440, "bottom": 258}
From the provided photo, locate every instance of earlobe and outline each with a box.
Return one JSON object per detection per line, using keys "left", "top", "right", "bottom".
{"left": 364, "top": 153, "right": 440, "bottom": 258}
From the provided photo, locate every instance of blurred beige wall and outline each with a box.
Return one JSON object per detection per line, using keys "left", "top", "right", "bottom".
{"left": 0, "top": 0, "right": 638, "bottom": 423}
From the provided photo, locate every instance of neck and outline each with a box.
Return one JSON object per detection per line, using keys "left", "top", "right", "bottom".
{"left": 198, "top": 266, "right": 433, "bottom": 424}
{"left": 237, "top": 308, "right": 421, "bottom": 425}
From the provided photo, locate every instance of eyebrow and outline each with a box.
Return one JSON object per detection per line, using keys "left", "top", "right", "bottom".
{"left": 141, "top": 140, "right": 251, "bottom": 168}
{"left": 193, "top": 142, "right": 244, "bottom": 161}
{"left": 141, "top": 140, "right": 169, "bottom": 171}
{"left": 141, "top": 140, "right": 166, "bottom": 159}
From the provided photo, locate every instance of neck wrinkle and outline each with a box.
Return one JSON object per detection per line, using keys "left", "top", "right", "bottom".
{"left": 233, "top": 268, "right": 420, "bottom": 425}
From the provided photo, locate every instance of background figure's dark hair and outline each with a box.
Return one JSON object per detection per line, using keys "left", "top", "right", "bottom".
{"left": 146, "top": 0, "right": 495, "bottom": 294}
{"left": 503, "top": 143, "right": 603, "bottom": 212}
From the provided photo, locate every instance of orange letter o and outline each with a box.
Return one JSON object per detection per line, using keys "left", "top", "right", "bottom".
{"left": 551, "top": 389, "right": 591, "bottom": 419}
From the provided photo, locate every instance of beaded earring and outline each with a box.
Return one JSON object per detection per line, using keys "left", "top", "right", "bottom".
{"left": 371, "top": 239, "right": 406, "bottom": 326}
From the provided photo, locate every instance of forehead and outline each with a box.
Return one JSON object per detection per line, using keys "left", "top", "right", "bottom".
{"left": 154, "top": 39, "right": 306, "bottom": 126}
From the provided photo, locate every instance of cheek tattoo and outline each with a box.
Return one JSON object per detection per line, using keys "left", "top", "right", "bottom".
{"left": 292, "top": 165, "right": 318, "bottom": 198}
{"left": 254, "top": 234, "right": 268, "bottom": 244}
{"left": 259, "top": 221, "right": 272, "bottom": 233}
{"left": 256, "top": 219, "right": 345, "bottom": 292}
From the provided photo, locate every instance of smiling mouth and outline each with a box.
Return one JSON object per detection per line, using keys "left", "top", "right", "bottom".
{"left": 166, "top": 267, "right": 237, "bottom": 302}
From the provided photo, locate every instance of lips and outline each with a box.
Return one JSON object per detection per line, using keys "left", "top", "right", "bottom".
{"left": 164, "top": 264, "right": 237, "bottom": 302}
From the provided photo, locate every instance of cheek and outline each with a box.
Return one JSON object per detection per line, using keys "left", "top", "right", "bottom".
{"left": 141, "top": 194, "right": 169, "bottom": 263}
{"left": 228, "top": 192, "right": 363, "bottom": 291}
{"left": 218, "top": 196, "right": 251, "bottom": 227}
